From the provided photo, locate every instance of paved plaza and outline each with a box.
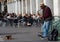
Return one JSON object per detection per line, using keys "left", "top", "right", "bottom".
{"left": 0, "top": 25, "right": 59, "bottom": 42}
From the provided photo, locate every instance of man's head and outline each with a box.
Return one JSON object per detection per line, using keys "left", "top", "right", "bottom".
{"left": 40, "top": 3, "right": 45, "bottom": 9}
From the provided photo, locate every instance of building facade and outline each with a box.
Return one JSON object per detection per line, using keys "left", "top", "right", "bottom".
{"left": 7, "top": 0, "right": 43, "bottom": 15}
{"left": 0, "top": 0, "right": 60, "bottom": 16}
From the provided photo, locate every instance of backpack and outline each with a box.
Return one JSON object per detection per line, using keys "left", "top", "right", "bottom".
{"left": 48, "top": 29, "right": 58, "bottom": 41}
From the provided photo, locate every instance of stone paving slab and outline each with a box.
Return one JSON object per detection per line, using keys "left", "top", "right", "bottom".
{"left": 0, "top": 25, "right": 59, "bottom": 42}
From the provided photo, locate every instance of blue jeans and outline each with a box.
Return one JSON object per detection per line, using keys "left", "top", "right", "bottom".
{"left": 42, "top": 21, "right": 52, "bottom": 37}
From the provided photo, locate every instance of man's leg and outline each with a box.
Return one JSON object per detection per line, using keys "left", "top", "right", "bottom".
{"left": 45, "top": 21, "right": 50, "bottom": 37}
{"left": 38, "top": 21, "right": 51, "bottom": 38}
{"left": 42, "top": 21, "right": 46, "bottom": 37}
{"left": 38, "top": 21, "right": 46, "bottom": 38}
{"left": 42, "top": 21, "right": 50, "bottom": 37}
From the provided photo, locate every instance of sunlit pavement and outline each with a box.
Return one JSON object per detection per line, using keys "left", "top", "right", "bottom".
{"left": 0, "top": 25, "right": 58, "bottom": 42}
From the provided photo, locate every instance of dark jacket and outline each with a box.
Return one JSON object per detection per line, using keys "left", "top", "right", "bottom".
{"left": 43, "top": 6, "right": 53, "bottom": 21}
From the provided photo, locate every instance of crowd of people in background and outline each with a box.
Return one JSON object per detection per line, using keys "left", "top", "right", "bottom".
{"left": 0, "top": 11, "right": 43, "bottom": 27}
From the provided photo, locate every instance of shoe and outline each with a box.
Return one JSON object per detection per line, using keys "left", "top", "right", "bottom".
{"left": 38, "top": 34, "right": 47, "bottom": 40}
{"left": 38, "top": 34, "right": 44, "bottom": 38}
